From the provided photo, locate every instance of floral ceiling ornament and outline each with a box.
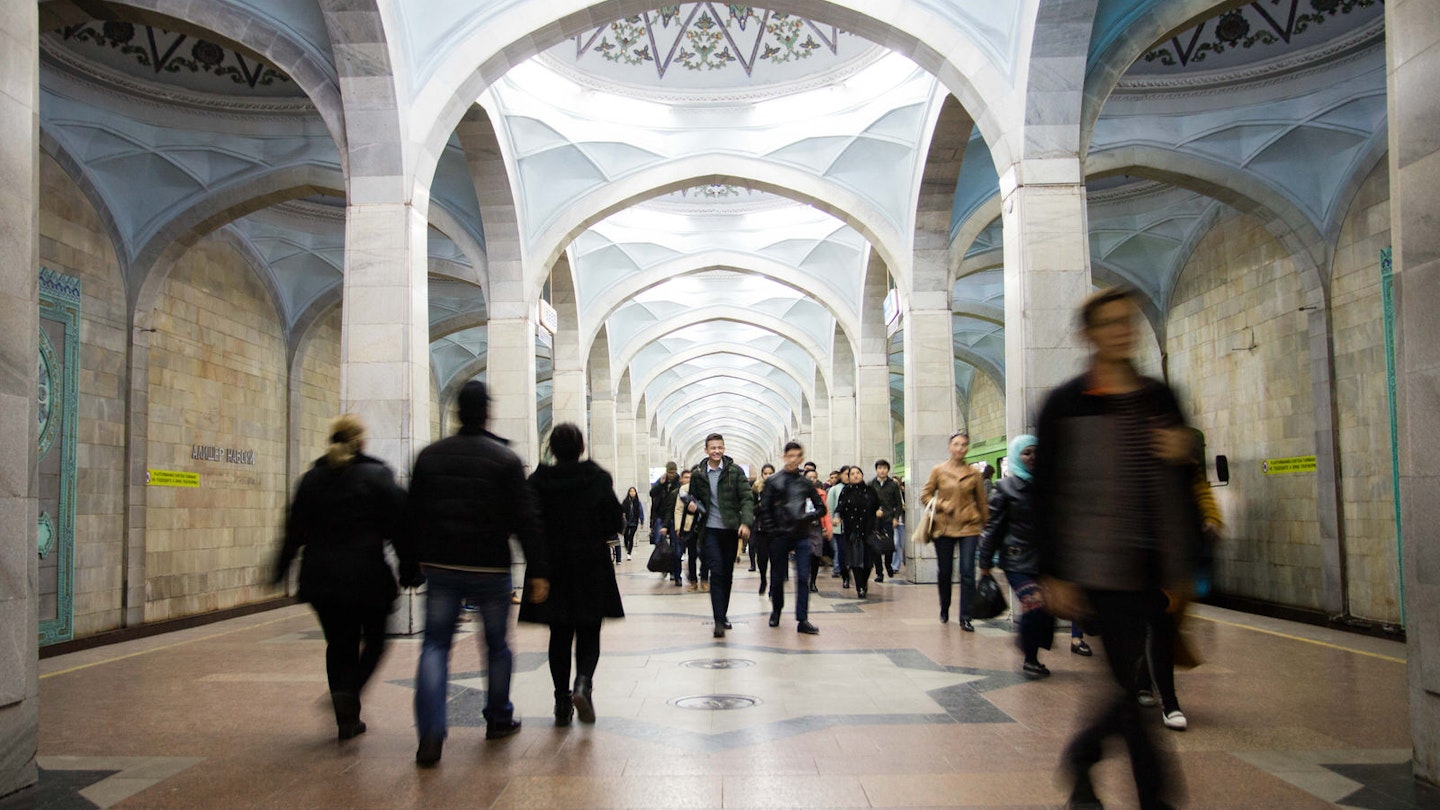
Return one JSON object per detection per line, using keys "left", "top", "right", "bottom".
{"left": 61, "top": 21, "right": 292, "bottom": 89}
{"left": 573, "top": 3, "right": 849, "bottom": 78}
{"left": 1143, "top": 0, "right": 1382, "bottom": 69}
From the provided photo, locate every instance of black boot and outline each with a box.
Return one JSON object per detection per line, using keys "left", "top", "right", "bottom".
{"left": 554, "top": 690, "right": 574, "bottom": 727}
{"left": 331, "top": 690, "right": 366, "bottom": 740}
{"left": 572, "top": 675, "right": 596, "bottom": 724}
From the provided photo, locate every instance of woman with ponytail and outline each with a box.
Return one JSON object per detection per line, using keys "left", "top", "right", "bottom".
{"left": 273, "top": 414, "right": 414, "bottom": 740}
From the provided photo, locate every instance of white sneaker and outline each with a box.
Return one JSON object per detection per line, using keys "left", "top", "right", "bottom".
{"left": 1136, "top": 689, "right": 1158, "bottom": 708}
{"left": 626, "top": 553, "right": 632, "bottom": 560}
{"left": 1162, "top": 709, "right": 1187, "bottom": 731}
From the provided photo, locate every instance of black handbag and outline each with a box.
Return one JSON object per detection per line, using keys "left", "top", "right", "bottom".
{"left": 869, "top": 527, "right": 896, "bottom": 556}
{"left": 647, "top": 537, "right": 676, "bottom": 573}
{"left": 972, "top": 572, "right": 1007, "bottom": 620}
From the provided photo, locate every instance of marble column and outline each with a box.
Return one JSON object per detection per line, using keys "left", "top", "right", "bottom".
{"left": 340, "top": 203, "right": 431, "bottom": 477}
{"left": 859, "top": 255, "right": 895, "bottom": 468}
{"left": 549, "top": 259, "right": 585, "bottom": 430}
{"left": 589, "top": 394, "right": 618, "bottom": 479}
{"left": 999, "top": 167, "right": 1092, "bottom": 437}
{"left": 902, "top": 307, "right": 957, "bottom": 584}
{"left": 486, "top": 313, "right": 540, "bottom": 467}
{"left": 830, "top": 334, "right": 858, "bottom": 465}
{"left": 810, "top": 407, "right": 831, "bottom": 473}
{"left": 0, "top": 2, "right": 39, "bottom": 797}
{"left": 1388, "top": 0, "right": 1440, "bottom": 786}
{"left": 614, "top": 388, "right": 636, "bottom": 494}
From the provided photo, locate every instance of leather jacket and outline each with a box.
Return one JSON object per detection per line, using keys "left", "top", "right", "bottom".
{"left": 757, "top": 469, "right": 828, "bottom": 539}
{"left": 978, "top": 475, "right": 1037, "bottom": 575}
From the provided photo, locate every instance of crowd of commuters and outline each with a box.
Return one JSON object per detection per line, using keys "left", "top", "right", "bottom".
{"left": 275, "top": 290, "right": 1216, "bottom": 809}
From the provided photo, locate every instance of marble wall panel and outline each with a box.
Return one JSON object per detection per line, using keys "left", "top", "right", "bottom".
{"left": 143, "top": 235, "right": 288, "bottom": 622}
{"left": 965, "top": 373, "right": 1005, "bottom": 447}
{"left": 296, "top": 306, "right": 342, "bottom": 470}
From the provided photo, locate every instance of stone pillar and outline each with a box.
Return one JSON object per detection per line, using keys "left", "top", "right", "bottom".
{"left": 549, "top": 258, "right": 585, "bottom": 429}
{"left": 810, "top": 406, "right": 831, "bottom": 473}
{"left": 486, "top": 313, "right": 540, "bottom": 467}
{"left": 340, "top": 203, "right": 431, "bottom": 476}
{"left": 999, "top": 167, "right": 1092, "bottom": 437}
{"left": 614, "top": 389, "right": 637, "bottom": 495}
{"left": 589, "top": 394, "right": 617, "bottom": 476}
{"left": 830, "top": 335, "right": 858, "bottom": 466}
{"left": 637, "top": 413, "right": 652, "bottom": 485}
{"left": 1388, "top": 0, "right": 1440, "bottom": 786}
{"left": 902, "top": 306, "right": 957, "bottom": 583}
{"left": 859, "top": 253, "right": 895, "bottom": 468}
{"left": 0, "top": 3, "right": 39, "bottom": 796}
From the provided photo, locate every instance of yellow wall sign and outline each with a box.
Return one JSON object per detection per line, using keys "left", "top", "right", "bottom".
{"left": 1262, "top": 456, "right": 1317, "bottom": 475}
{"left": 147, "top": 469, "right": 200, "bottom": 488}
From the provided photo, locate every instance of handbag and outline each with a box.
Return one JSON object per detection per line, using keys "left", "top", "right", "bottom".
{"left": 912, "top": 498, "right": 938, "bottom": 545}
{"left": 972, "top": 572, "right": 1007, "bottom": 620}
{"left": 646, "top": 537, "right": 676, "bottom": 573}
{"left": 870, "top": 526, "right": 896, "bottom": 556}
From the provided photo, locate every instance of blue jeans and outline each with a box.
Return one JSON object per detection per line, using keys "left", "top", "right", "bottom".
{"left": 768, "top": 533, "right": 811, "bottom": 623}
{"left": 701, "top": 527, "right": 739, "bottom": 623}
{"left": 833, "top": 532, "right": 846, "bottom": 574}
{"left": 933, "top": 535, "right": 978, "bottom": 620}
{"left": 414, "top": 568, "right": 514, "bottom": 741}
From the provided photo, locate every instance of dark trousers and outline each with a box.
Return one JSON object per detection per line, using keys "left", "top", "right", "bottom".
{"left": 933, "top": 535, "right": 978, "bottom": 619}
{"left": 769, "top": 533, "right": 811, "bottom": 622}
{"left": 312, "top": 599, "right": 390, "bottom": 709}
{"left": 1064, "top": 589, "right": 1176, "bottom": 809}
{"left": 701, "top": 527, "right": 740, "bottom": 623}
{"left": 548, "top": 622, "right": 601, "bottom": 694}
{"left": 623, "top": 525, "right": 637, "bottom": 554}
{"left": 753, "top": 533, "right": 770, "bottom": 590}
{"left": 1004, "top": 571, "right": 1057, "bottom": 661}
{"left": 1136, "top": 592, "right": 1180, "bottom": 713}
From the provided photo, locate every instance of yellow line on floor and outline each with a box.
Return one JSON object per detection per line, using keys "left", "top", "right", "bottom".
{"left": 40, "top": 613, "right": 306, "bottom": 680}
{"left": 1190, "top": 613, "right": 1405, "bottom": 664}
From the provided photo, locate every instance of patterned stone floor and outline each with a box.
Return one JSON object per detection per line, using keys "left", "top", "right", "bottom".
{"left": 17, "top": 559, "right": 1435, "bottom": 809}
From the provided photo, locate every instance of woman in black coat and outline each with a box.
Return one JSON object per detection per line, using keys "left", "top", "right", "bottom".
{"left": 619, "top": 487, "right": 644, "bottom": 563}
{"left": 836, "top": 466, "right": 880, "bottom": 598}
{"left": 273, "top": 414, "right": 413, "bottom": 740}
{"left": 521, "top": 423, "right": 625, "bottom": 726}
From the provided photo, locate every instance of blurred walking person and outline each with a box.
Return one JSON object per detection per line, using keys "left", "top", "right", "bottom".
{"left": 751, "top": 463, "right": 775, "bottom": 593}
{"left": 619, "top": 486, "right": 644, "bottom": 563}
{"left": 837, "top": 465, "right": 880, "bottom": 598}
{"left": 1034, "top": 288, "right": 1199, "bottom": 810}
{"left": 408, "top": 381, "right": 549, "bottom": 766}
{"left": 273, "top": 414, "right": 412, "bottom": 741}
{"left": 522, "top": 424, "right": 625, "bottom": 727}
{"left": 758, "top": 441, "right": 827, "bottom": 634}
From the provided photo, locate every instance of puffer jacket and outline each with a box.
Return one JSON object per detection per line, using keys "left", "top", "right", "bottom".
{"left": 920, "top": 462, "right": 989, "bottom": 538}
{"left": 977, "top": 475, "right": 1037, "bottom": 575}
{"left": 275, "top": 453, "right": 411, "bottom": 605}
{"left": 406, "top": 427, "right": 548, "bottom": 578}
{"left": 687, "top": 455, "right": 755, "bottom": 529}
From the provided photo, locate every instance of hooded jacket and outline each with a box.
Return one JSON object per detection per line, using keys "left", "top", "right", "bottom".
{"left": 687, "top": 455, "right": 755, "bottom": 530}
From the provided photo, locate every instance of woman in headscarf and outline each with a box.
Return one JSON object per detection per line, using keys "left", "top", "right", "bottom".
{"left": 273, "top": 414, "right": 413, "bottom": 739}
{"left": 978, "top": 434, "right": 1060, "bottom": 676}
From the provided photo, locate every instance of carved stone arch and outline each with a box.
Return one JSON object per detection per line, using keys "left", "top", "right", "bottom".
{"left": 581, "top": 251, "right": 863, "bottom": 366}
{"left": 649, "top": 370, "right": 805, "bottom": 425}
{"left": 614, "top": 310, "right": 831, "bottom": 380}
{"left": 1018, "top": 0, "right": 1101, "bottom": 160}
{"left": 40, "top": 0, "right": 350, "bottom": 164}
{"left": 128, "top": 165, "right": 345, "bottom": 318}
{"left": 39, "top": 128, "right": 128, "bottom": 279}
{"left": 657, "top": 391, "right": 793, "bottom": 445}
{"left": 407, "top": 0, "right": 1022, "bottom": 215}
{"left": 529, "top": 156, "right": 910, "bottom": 300}
{"left": 428, "top": 204, "right": 490, "bottom": 294}
{"left": 1323, "top": 128, "right": 1389, "bottom": 262}
{"left": 954, "top": 345, "right": 1005, "bottom": 395}
{"left": 1080, "top": 0, "right": 1243, "bottom": 155}
{"left": 950, "top": 203, "right": 1004, "bottom": 282}
{"left": 632, "top": 343, "right": 819, "bottom": 418}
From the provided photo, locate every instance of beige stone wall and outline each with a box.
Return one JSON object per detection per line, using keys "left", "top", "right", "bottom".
{"left": 1331, "top": 161, "right": 1400, "bottom": 623}
{"left": 1168, "top": 211, "right": 1321, "bottom": 610}
{"left": 296, "top": 307, "right": 342, "bottom": 468}
{"left": 1134, "top": 311, "right": 1164, "bottom": 381}
{"left": 38, "top": 154, "right": 128, "bottom": 638}
{"left": 144, "top": 235, "right": 288, "bottom": 622}
{"left": 965, "top": 373, "right": 1005, "bottom": 446}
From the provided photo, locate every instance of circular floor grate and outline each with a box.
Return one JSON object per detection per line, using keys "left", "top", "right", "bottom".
{"left": 679, "top": 658, "right": 756, "bottom": 670}
{"left": 668, "top": 694, "right": 762, "bottom": 711}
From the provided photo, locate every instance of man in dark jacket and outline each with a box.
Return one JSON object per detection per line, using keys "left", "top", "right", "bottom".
{"left": 408, "top": 380, "right": 549, "bottom": 766}
{"left": 686, "top": 433, "right": 754, "bottom": 638}
{"left": 1033, "top": 288, "right": 1197, "bottom": 810}
{"left": 870, "top": 459, "right": 903, "bottom": 577}
{"left": 649, "top": 461, "right": 680, "bottom": 544}
{"left": 758, "top": 440, "right": 826, "bottom": 634}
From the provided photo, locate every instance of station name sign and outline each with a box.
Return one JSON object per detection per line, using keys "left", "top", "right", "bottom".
{"left": 192, "top": 444, "right": 256, "bottom": 465}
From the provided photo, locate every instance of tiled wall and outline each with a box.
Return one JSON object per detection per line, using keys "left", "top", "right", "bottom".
{"left": 1168, "top": 212, "right": 1322, "bottom": 610}
{"left": 965, "top": 373, "right": 1005, "bottom": 446}
{"left": 143, "top": 235, "right": 288, "bottom": 622}
{"left": 1330, "top": 161, "right": 1400, "bottom": 623}
{"left": 37, "top": 155, "right": 128, "bottom": 638}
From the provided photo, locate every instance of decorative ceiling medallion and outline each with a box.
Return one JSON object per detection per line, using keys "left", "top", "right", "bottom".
{"left": 573, "top": 4, "right": 850, "bottom": 79}
{"left": 1140, "top": 0, "right": 1381, "bottom": 71}
{"left": 60, "top": 20, "right": 292, "bottom": 90}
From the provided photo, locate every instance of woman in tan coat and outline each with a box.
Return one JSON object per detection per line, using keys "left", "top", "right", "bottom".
{"left": 921, "top": 430, "right": 989, "bottom": 630}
